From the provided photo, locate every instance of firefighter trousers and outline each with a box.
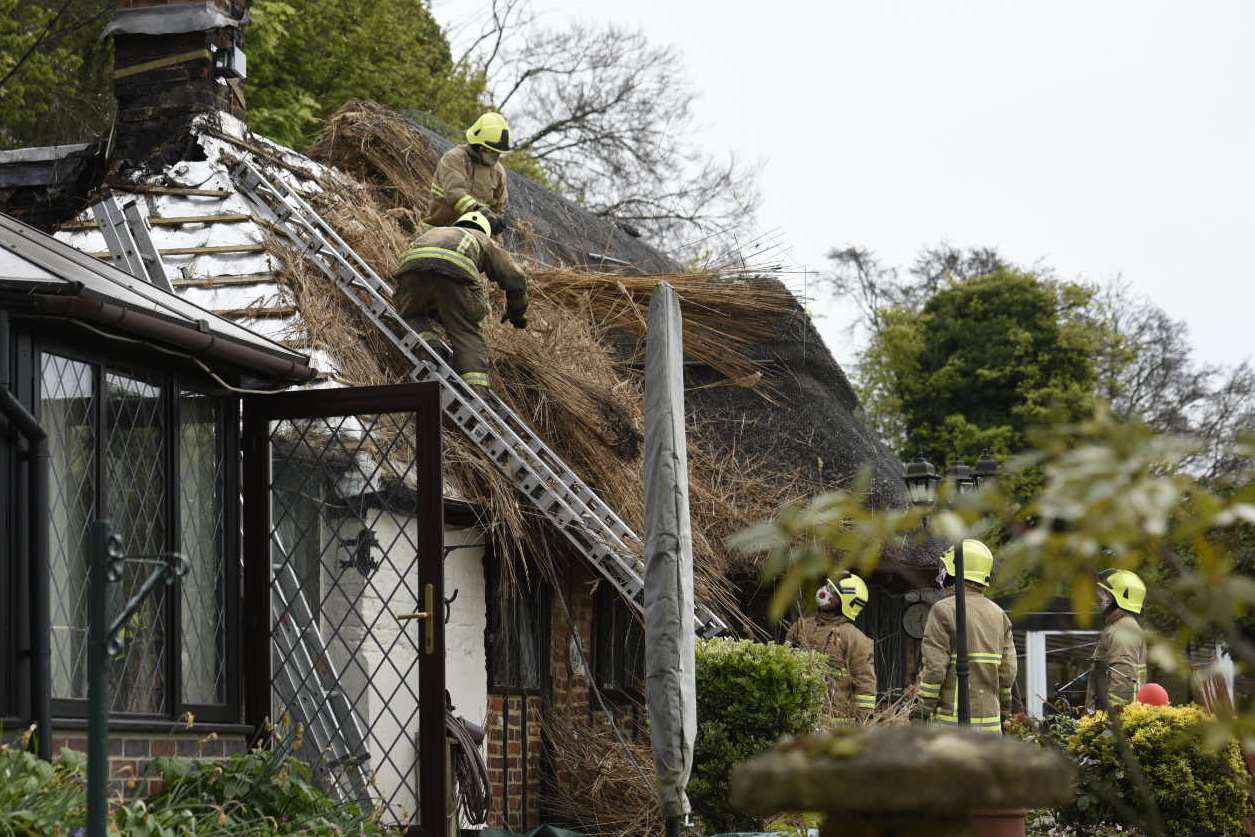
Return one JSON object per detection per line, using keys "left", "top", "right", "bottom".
{"left": 396, "top": 269, "right": 491, "bottom": 388}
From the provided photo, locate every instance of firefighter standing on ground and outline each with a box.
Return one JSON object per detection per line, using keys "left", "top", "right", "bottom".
{"left": 1085, "top": 569, "right": 1148, "bottom": 712}
{"left": 914, "top": 540, "right": 1017, "bottom": 733}
{"left": 394, "top": 211, "right": 528, "bottom": 392}
{"left": 786, "top": 573, "right": 877, "bottom": 724}
{"left": 425, "top": 112, "right": 510, "bottom": 230}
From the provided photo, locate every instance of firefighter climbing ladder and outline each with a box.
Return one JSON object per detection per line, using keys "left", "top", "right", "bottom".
{"left": 227, "top": 156, "right": 728, "bottom": 638}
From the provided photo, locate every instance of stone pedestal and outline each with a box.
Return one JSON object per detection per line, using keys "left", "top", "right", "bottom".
{"left": 730, "top": 726, "right": 1074, "bottom": 837}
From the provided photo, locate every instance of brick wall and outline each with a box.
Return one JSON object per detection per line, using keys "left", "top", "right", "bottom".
{"left": 483, "top": 559, "right": 599, "bottom": 830}
{"left": 47, "top": 732, "right": 249, "bottom": 798}
{"left": 484, "top": 693, "right": 543, "bottom": 830}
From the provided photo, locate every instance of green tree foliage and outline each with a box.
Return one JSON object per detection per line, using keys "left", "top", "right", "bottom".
{"left": 690, "top": 638, "right": 829, "bottom": 833}
{"left": 860, "top": 268, "right": 1100, "bottom": 471}
{"left": 248, "top": 0, "right": 486, "bottom": 149}
{"left": 0, "top": 0, "right": 113, "bottom": 148}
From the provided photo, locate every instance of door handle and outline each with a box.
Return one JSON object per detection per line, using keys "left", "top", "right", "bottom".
{"left": 397, "top": 583, "right": 436, "bottom": 654}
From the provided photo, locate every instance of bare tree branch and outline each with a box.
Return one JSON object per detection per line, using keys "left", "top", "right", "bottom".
{"left": 458, "top": 8, "right": 760, "bottom": 258}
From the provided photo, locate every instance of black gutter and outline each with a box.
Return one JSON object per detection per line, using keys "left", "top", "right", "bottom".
{"left": 0, "top": 310, "right": 52, "bottom": 760}
{"left": 27, "top": 295, "right": 317, "bottom": 384}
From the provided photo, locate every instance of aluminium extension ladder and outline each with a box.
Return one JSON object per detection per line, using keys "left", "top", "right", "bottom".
{"left": 227, "top": 157, "right": 728, "bottom": 638}
{"left": 270, "top": 538, "right": 374, "bottom": 807}
{"left": 91, "top": 194, "right": 176, "bottom": 293}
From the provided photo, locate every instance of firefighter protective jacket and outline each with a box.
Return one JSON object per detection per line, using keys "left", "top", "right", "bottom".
{"left": 786, "top": 612, "right": 877, "bottom": 723}
{"left": 1085, "top": 609, "right": 1147, "bottom": 711}
{"left": 397, "top": 226, "right": 528, "bottom": 318}
{"left": 916, "top": 586, "right": 1016, "bottom": 733}
{"left": 424, "top": 144, "right": 509, "bottom": 227}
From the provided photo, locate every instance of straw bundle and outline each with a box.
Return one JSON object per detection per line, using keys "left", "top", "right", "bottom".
{"left": 310, "top": 98, "right": 440, "bottom": 215}
{"left": 526, "top": 268, "right": 795, "bottom": 387}
{"left": 541, "top": 708, "right": 663, "bottom": 837}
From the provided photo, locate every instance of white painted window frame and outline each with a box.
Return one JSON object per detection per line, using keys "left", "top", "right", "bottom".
{"left": 1025, "top": 629, "right": 1100, "bottom": 718}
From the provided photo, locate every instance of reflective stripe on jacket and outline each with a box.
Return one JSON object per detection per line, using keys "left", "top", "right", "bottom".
{"left": 1085, "top": 610, "right": 1147, "bottom": 711}
{"left": 916, "top": 586, "right": 1016, "bottom": 733}
{"left": 397, "top": 226, "right": 529, "bottom": 316}
{"left": 425, "top": 144, "right": 508, "bottom": 226}
{"left": 786, "top": 612, "right": 877, "bottom": 723}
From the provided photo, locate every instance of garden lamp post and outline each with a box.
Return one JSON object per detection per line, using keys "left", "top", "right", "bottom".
{"left": 945, "top": 461, "right": 977, "bottom": 725}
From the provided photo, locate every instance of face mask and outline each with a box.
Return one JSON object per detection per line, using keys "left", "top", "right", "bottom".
{"left": 478, "top": 148, "right": 500, "bottom": 165}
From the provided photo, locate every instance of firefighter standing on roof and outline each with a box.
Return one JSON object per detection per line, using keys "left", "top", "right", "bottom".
{"left": 786, "top": 573, "right": 877, "bottom": 724}
{"left": 914, "top": 540, "right": 1017, "bottom": 733}
{"left": 1085, "top": 569, "right": 1148, "bottom": 712}
{"left": 394, "top": 211, "right": 528, "bottom": 392}
{"left": 425, "top": 112, "right": 510, "bottom": 230}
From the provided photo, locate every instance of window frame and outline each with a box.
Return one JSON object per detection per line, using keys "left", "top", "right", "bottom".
{"left": 485, "top": 545, "right": 551, "bottom": 695}
{"left": 32, "top": 336, "right": 241, "bottom": 725}
{"left": 592, "top": 582, "right": 644, "bottom": 702}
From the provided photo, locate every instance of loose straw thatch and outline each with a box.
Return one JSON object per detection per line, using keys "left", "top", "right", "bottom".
{"left": 541, "top": 708, "right": 662, "bottom": 837}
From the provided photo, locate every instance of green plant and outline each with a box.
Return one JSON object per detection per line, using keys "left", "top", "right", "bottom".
{"left": 1065, "top": 704, "right": 1252, "bottom": 836}
{"left": 141, "top": 745, "right": 383, "bottom": 835}
{"left": 0, "top": 738, "right": 381, "bottom": 836}
{"left": 0, "top": 744, "right": 87, "bottom": 835}
{"left": 690, "top": 638, "right": 828, "bottom": 833}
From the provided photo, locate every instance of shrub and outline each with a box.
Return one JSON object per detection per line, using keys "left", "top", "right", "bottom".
{"left": 0, "top": 739, "right": 380, "bottom": 835}
{"left": 1065, "top": 704, "right": 1252, "bottom": 836}
{"left": 0, "top": 745, "right": 87, "bottom": 834}
{"left": 690, "top": 638, "right": 828, "bottom": 833}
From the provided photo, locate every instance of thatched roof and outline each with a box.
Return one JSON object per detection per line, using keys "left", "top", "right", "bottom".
{"left": 309, "top": 102, "right": 930, "bottom": 583}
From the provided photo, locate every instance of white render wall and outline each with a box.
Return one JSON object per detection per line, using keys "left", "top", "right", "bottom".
{"left": 319, "top": 513, "right": 487, "bottom": 822}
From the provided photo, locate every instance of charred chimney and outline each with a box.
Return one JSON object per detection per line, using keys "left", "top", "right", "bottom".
{"left": 107, "top": 1, "right": 250, "bottom": 166}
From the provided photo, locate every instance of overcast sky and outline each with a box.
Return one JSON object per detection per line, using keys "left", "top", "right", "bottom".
{"left": 436, "top": 0, "right": 1254, "bottom": 370}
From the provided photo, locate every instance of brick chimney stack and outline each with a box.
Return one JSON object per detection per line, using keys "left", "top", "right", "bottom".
{"left": 109, "top": 0, "right": 250, "bottom": 165}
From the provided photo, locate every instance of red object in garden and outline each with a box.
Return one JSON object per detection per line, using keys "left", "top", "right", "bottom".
{"left": 1136, "top": 683, "right": 1170, "bottom": 706}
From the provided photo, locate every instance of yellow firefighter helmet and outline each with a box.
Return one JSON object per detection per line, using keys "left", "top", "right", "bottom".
{"left": 1098, "top": 569, "right": 1146, "bottom": 614}
{"left": 454, "top": 211, "right": 492, "bottom": 237}
{"left": 940, "top": 539, "right": 995, "bottom": 587}
{"left": 466, "top": 112, "right": 511, "bottom": 152}
{"left": 836, "top": 572, "right": 870, "bottom": 621}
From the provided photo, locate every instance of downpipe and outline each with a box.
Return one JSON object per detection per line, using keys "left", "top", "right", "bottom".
{"left": 0, "top": 310, "right": 52, "bottom": 760}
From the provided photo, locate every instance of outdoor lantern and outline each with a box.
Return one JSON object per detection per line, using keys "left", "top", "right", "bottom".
{"left": 973, "top": 451, "right": 999, "bottom": 488}
{"left": 947, "top": 460, "right": 977, "bottom": 494}
{"left": 903, "top": 457, "right": 940, "bottom": 505}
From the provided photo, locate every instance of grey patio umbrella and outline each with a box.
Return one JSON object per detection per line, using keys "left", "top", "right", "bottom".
{"left": 643, "top": 282, "right": 697, "bottom": 836}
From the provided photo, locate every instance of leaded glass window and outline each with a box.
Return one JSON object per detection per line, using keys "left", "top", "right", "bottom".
{"left": 180, "top": 392, "right": 226, "bottom": 705}
{"left": 40, "top": 350, "right": 234, "bottom": 717}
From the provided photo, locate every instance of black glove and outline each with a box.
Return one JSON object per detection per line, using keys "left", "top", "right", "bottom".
{"left": 501, "top": 310, "right": 527, "bottom": 330}
{"left": 480, "top": 208, "right": 504, "bottom": 232}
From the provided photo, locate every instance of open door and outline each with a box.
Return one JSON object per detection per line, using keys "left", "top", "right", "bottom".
{"left": 241, "top": 383, "right": 445, "bottom": 833}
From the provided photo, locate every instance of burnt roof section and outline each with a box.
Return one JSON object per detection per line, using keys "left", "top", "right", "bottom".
{"left": 0, "top": 210, "right": 315, "bottom": 383}
{"left": 403, "top": 115, "right": 680, "bottom": 274}
{"left": 0, "top": 143, "right": 105, "bottom": 230}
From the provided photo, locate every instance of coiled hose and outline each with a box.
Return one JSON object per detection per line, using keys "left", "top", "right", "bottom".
{"left": 447, "top": 711, "right": 491, "bottom": 825}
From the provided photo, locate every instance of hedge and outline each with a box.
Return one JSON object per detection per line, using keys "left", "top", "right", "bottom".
{"left": 689, "top": 638, "right": 829, "bottom": 833}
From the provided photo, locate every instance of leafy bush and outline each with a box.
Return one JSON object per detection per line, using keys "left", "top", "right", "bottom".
{"left": 0, "top": 740, "right": 379, "bottom": 836}
{"left": 0, "top": 745, "right": 87, "bottom": 834}
{"left": 690, "top": 638, "right": 828, "bottom": 833}
{"left": 1065, "top": 704, "right": 1252, "bottom": 836}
